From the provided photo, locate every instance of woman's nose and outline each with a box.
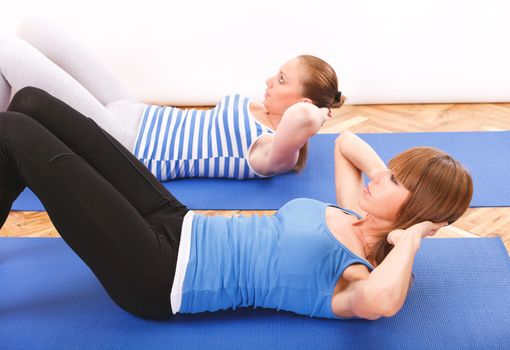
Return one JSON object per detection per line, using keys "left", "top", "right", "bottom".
{"left": 266, "top": 78, "right": 272, "bottom": 87}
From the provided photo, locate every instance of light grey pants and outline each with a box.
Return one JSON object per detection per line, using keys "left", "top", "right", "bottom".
{"left": 0, "top": 18, "right": 145, "bottom": 152}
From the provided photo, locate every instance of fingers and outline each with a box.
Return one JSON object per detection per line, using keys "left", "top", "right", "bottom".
{"left": 426, "top": 221, "right": 449, "bottom": 237}
{"left": 431, "top": 221, "right": 449, "bottom": 232}
{"left": 319, "top": 107, "right": 331, "bottom": 117}
{"left": 389, "top": 220, "right": 450, "bottom": 244}
{"left": 318, "top": 108, "right": 331, "bottom": 126}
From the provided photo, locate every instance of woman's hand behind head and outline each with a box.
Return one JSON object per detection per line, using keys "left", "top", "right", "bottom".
{"left": 319, "top": 107, "right": 333, "bottom": 123}
{"left": 387, "top": 221, "right": 448, "bottom": 246}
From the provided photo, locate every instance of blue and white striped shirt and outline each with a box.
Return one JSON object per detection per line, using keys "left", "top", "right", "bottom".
{"left": 133, "top": 94, "right": 273, "bottom": 180}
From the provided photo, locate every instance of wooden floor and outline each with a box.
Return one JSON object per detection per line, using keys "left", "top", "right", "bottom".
{"left": 1, "top": 102, "right": 509, "bottom": 254}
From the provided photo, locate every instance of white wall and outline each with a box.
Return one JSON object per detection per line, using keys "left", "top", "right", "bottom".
{"left": 2, "top": 0, "right": 510, "bottom": 105}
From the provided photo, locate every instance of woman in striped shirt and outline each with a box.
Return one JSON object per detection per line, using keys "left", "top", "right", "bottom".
{"left": 0, "top": 19, "right": 345, "bottom": 180}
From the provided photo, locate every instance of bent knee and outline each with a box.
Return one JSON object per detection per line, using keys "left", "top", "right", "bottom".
{"left": 8, "top": 86, "right": 51, "bottom": 114}
{"left": 0, "top": 111, "right": 40, "bottom": 137}
{"left": 0, "top": 35, "right": 28, "bottom": 60}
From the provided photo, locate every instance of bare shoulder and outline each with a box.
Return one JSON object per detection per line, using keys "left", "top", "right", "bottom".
{"left": 248, "top": 100, "right": 266, "bottom": 119}
{"left": 325, "top": 207, "right": 366, "bottom": 256}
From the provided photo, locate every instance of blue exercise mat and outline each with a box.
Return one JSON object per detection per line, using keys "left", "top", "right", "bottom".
{"left": 1, "top": 237, "right": 509, "bottom": 350}
{"left": 11, "top": 131, "right": 510, "bottom": 210}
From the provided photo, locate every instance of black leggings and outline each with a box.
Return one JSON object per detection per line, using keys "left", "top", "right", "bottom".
{"left": 1, "top": 87, "right": 188, "bottom": 319}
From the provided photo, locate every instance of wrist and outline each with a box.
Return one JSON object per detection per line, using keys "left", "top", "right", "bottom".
{"left": 399, "top": 231, "right": 422, "bottom": 250}
{"left": 390, "top": 230, "right": 421, "bottom": 249}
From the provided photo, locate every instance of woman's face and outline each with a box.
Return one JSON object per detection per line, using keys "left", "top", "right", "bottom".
{"left": 358, "top": 169, "right": 410, "bottom": 222}
{"left": 264, "top": 58, "right": 307, "bottom": 116}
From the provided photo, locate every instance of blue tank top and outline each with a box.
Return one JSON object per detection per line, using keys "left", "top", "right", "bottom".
{"left": 133, "top": 94, "right": 273, "bottom": 180}
{"left": 179, "top": 198, "right": 374, "bottom": 319}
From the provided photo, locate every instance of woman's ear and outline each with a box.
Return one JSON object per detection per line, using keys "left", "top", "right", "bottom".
{"left": 301, "top": 97, "right": 313, "bottom": 104}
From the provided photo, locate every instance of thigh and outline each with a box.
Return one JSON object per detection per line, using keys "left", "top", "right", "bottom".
{"left": 8, "top": 87, "right": 186, "bottom": 217}
{"left": 17, "top": 18, "right": 134, "bottom": 106}
{"left": 105, "top": 99, "right": 146, "bottom": 153}
{"left": 0, "top": 112, "right": 178, "bottom": 318}
{"left": 0, "top": 35, "right": 113, "bottom": 130}
{"left": 49, "top": 153, "right": 179, "bottom": 319}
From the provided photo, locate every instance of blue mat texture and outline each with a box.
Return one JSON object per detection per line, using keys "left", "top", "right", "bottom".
{"left": 1, "top": 237, "right": 509, "bottom": 350}
{"left": 11, "top": 131, "right": 510, "bottom": 210}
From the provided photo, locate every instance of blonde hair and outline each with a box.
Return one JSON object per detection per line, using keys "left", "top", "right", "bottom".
{"left": 369, "top": 147, "right": 473, "bottom": 266}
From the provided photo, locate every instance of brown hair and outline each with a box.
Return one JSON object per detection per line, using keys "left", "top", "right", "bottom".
{"left": 292, "top": 142, "right": 308, "bottom": 172}
{"left": 369, "top": 147, "right": 473, "bottom": 266}
{"left": 292, "top": 55, "right": 344, "bottom": 172}
{"left": 297, "top": 55, "right": 346, "bottom": 109}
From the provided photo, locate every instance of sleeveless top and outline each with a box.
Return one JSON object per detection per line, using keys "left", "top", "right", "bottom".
{"left": 133, "top": 94, "right": 273, "bottom": 180}
{"left": 170, "top": 198, "right": 374, "bottom": 319}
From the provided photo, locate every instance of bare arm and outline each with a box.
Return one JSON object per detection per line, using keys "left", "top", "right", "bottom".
{"left": 334, "top": 131, "right": 387, "bottom": 210}
{"left": 250, "top": 102, "right": 328, "bottom": 175}
{"left": 333, "top": 221, "right": 445, "bottom": 319}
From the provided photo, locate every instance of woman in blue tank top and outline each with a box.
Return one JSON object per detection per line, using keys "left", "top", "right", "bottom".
{"left": 2, "top": 89, "right": 473, "bottom": 320}
{"left": 1, "top": 19, "right": 345, "bottom": 180}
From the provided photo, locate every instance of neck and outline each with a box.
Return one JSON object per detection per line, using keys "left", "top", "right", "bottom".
{"left": 352, "top": 215, "right": 394, "bottom": 259}
{"left": 262, "top": 108, "right": 282, "bottom": 130}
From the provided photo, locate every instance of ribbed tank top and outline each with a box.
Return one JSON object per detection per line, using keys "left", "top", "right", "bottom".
{"left": 172, "top": 198, "right": 374, "bottom": 319}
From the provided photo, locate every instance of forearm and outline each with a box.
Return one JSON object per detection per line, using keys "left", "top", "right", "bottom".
{"left": 335, "top": 131, "right": 387, "bottom": 179}
{"left": 274, "top": 102, "right": 323, "bottom": 142}
{"left": 266, "top": 103, "right": 323, "bottom": 168}
{"left": 334, "top": 140, "right": 364, "bottom": 207}
{"left": 364, "top": 233, "right": 421, "bottom": 315}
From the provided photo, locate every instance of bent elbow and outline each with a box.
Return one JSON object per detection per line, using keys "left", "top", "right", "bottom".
{"left": 285, "top": 103, "right": 321, "bottom": 131}
{"left": 371, "top": 288, "right": 405, "bottom": 317}
{"left": 335, "top": 130, "right": 354, "bottom": 145}
{"left": 266, "top": 155, "right": 299, "bottom": 174}
{"left": 352, "top": 284, "right": 404, "bottom": 319}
